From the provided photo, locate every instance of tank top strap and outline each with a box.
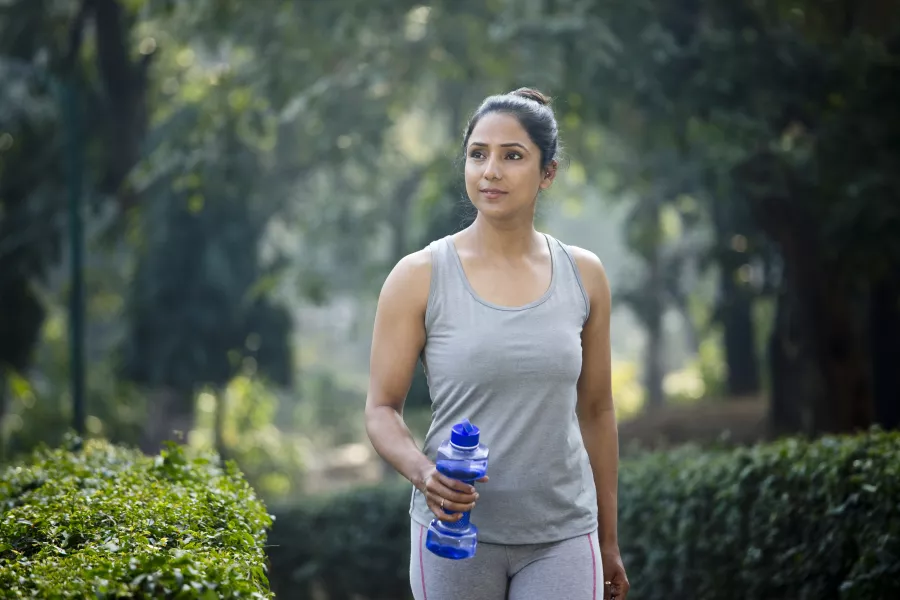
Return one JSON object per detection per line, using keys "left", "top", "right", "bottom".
{"left": 546, "top": 234, "right": 591, "bottom": 324}
{"left": 424, "top": 235, "right": 467, "bottom": 329}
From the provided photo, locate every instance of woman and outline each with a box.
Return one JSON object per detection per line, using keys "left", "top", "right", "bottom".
{"left": 364, "top": 87, "right": 629, "bottom": 600}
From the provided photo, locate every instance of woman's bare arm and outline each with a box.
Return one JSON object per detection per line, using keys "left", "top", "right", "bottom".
{"left": 364, "top": 250, "right": 433, "bottom": 486}
{"left": 364, "top": 250, "right": 478, "bottom": 520}
{"left": 571, "top": 247, "right": 619, "bottom": 548}
{"left": 571, "top": 245, "right": 630, "bottom": 598}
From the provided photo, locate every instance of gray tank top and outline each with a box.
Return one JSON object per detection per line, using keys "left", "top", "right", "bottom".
{"left": 408, "top": 233, "right": 598, "bottom": 545}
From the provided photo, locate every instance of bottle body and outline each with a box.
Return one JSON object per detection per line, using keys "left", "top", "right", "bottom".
{"left": 425, "top": 426, "right": 489, "bottom": 560}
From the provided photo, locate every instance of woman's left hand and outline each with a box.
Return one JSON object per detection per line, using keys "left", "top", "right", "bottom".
{"left": 601, "top": 545, "right": 629, "bottom": 600}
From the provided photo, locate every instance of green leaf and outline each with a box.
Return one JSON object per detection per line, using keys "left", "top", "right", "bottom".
{"left": 0, "top": 439, "right": 274, "bottom": 598}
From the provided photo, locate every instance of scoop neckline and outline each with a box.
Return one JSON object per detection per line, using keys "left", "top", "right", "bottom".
{"left": 446, "top": 233, "right": 557, "bottom": 312}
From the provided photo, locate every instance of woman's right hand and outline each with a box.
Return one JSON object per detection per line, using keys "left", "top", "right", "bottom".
{"left": 419, "top": 465, "right": 488, "bottom": 522}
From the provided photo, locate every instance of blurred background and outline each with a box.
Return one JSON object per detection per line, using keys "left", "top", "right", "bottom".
{"left": 1, "top": 0, "right": 898, "bottom": 596}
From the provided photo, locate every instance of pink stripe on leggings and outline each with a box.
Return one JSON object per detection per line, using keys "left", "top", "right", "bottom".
{"left": 588, "top": 532, "right": 597, "bottom": 599}
{"left": 419, "top": 525, "right": 428, "bottom": 600}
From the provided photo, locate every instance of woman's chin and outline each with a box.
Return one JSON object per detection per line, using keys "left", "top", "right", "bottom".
{"left": 471, "top": 198, "right": 528, "bottom": 220}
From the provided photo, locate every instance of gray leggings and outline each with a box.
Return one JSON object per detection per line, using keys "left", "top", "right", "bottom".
{"left": 409, "top": 520, "right": 603, "bottom": 600}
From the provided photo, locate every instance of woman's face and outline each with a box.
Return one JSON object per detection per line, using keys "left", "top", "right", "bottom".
{"left": 464, "top": 112, "right": 556, "bottom": 221}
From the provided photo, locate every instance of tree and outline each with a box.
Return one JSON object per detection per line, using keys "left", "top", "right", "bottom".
{"left": 556, "top": 0, "right": 900, "bottom": 432}
{"left": 0, "top": 0, "right": 153, "bottom": 434}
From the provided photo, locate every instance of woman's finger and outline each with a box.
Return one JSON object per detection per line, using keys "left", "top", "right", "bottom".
{"left": 425, "top": 495, "right": 465, "bottom": 521}
{"left": 608, "top": 580, "right": 627, "bottom": 599}
{"left": 435, "top": 472, "right": 479, "bottom": 496}
{"left": 425, "top": 489, "right": 477, "bottom": 513}
{"left": 426, "top": 477, "right": 478, "bottom": 505}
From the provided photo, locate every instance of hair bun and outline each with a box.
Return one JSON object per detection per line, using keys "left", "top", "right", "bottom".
{"left": 510, "top": 87, "right": 551, "bottom": 107}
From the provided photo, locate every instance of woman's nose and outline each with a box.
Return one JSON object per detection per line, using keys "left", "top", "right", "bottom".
{"left": 483, "top": 155, "right": 502, "bottom": 180}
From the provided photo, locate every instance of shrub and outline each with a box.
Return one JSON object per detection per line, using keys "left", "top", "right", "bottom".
{"left": 267, "top": 482, "right": 412, "bottom": 600}
{"left": 0, "top": 436, "right": 274, "bottom": 599}
{"left": 619, "top": 428, "right": 900, "bottom": 600}
{"left": 267, "top": 429, "right": 899, "bottom": 600}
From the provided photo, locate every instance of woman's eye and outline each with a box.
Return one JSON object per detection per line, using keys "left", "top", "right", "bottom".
{"left": 468, "top": 150, "right": 522, "bottom": 160}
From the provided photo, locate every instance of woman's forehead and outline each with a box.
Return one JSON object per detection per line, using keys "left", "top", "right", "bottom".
{"left": 468, "top": 113, "right": 533, "bottom": 147}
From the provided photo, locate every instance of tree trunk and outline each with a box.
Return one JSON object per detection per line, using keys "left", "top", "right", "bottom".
{"left": 798, "top": 272, "right": 872, "bottom": 434}
{"left": 767, "top": 287, "right": 819, "bottom": 436}
{"left": 139, "top": 387, "right": 195, "bottom": 454}
{"left": 671, "top": 293, "right": 700, "bottom": 354}
{"left": 711, "top": 184, "right": 761, "bottom": 398}
{"left": 0, "top": 368, "right": 5, "bottom": 424}
{"left": 0, "top": 370, "right": 6, "bottom": 463}
{"left": 764, "top": 214, "right": 873, "bottom": 434}
{"left": 92, "top": 0, "right": 150, "bottom": 198}
{"left": 737, "top": 151, "right": 875, "bottom": 435}
{"left": 214, "top": 388, "right": 227, "bottom": 462}
{"left": 644, "top": 245, "right": 666, "bottom": 408}
{"left": 720, "top": 272, "right": 761, "bottom": 397}
{"left": 870, "top": 272, "right": 900, "bottom": 430}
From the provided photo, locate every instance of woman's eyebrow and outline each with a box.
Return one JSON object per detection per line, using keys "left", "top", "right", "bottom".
{"left": 468, "top": 141, "right": 529, "bottom": 151}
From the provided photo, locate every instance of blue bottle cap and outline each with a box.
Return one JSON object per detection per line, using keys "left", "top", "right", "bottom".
{"left": 450, "top": 419, "right": 480, "bottom": 448}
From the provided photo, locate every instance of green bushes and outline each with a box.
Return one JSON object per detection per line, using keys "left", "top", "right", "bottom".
{"left": 266, "top": 429, "right": 899, "bottom": 600}
{"left": 618, "top": 428, "right": 900, "bottom": 600}
{"left": 267, "top": 482, "right": 412, "bottom": 600}
{"left": 0, "top": 437, "right": 273, "bottom": 599}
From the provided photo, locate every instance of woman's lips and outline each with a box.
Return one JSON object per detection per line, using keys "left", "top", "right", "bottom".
{"left": 480, "top": 188, "right": 507, "bottom": 200}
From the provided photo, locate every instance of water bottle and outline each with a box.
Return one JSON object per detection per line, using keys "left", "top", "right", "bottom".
{"left": 425, "top": 419, "right": 490, "bottom": 560}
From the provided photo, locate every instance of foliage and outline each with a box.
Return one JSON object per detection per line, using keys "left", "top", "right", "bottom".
{"left": 0, "top": 436, "right": 274, "bottom": 598}
{"left": 3, "top": 0, "right": 899, "bottom": 476}
{"left": 554, "top": 0, "right": 900, "bottom": 427}
{"left": 266, "top": 482, "right": 412, "bottom": 600}
{"left": 266, "top": 429, "right": 900, "bottom": 600}
{"left": 620, "top": 428, "right": 900, "bottom": 600}
{"left": 2, "top": 306, "right": 146, "bottom": 461}
{"left": 192, "top": 375, "right": 307, "bottom": 504}
{"left": 610, "top": 359, "right": 646, "bottom": 418}
{"left": 0, "top": 42, "right": 61, "bottom": 374}
{"left": 663, "top": 333, "right": 728, "bottom": 405}
{"left": 121, "top": 74, "right": 294, "bottom": 394}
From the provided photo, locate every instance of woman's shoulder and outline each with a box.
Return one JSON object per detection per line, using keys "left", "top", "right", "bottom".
{"left": 549, "top": 236, "right": 610, "bottom": 303}
{"left": 377, "top": 247, "right": 434, "bottom": 312}
{"left": 395, "top": 247, "right": 434, "bottom": 280}
{"left": 547, "top": 235, "right": 606, "bottom": 280}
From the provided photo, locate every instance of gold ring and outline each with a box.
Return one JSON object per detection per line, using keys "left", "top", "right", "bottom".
{"left": 441, "top": 498, "right": 445, "bottom": 509}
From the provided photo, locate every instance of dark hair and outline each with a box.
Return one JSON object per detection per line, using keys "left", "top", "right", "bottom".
{"left": 462, "top": 87, "right": 560, "bottom": 170}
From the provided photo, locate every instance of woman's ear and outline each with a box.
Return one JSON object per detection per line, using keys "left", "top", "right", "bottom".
{"left": 539, "top": 160, "right": 558, "bottom": 190}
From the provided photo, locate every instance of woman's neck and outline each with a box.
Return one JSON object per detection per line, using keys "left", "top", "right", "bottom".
{"left": 463, "top": 213, "right": 542, "bottom": 259}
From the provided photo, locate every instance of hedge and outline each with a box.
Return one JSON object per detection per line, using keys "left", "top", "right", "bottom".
{"left": 0, "top": 437, "right": 274, "bottom": 599}
{"left": 618, "top": 428, "right": 900, "bottom": 600}
{"left": 267, "top": 483, "right": 412, "bottom": 600}
{"left": 266, "top": 428, "right": 900, "bottom": 600}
